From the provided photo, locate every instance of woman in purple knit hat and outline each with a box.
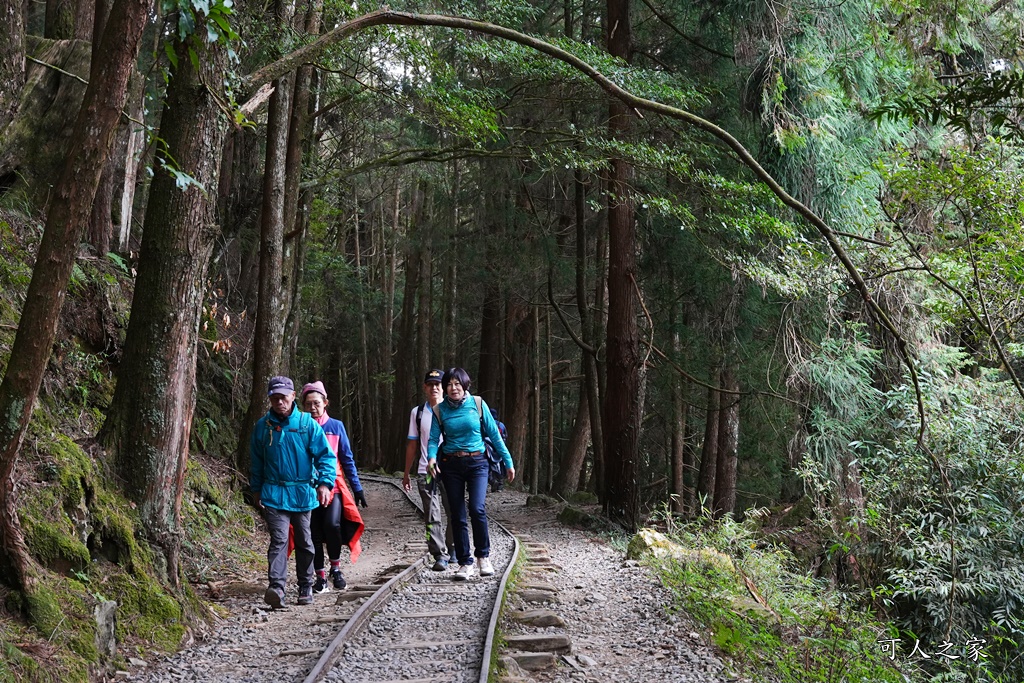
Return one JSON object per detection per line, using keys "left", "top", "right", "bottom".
{"left": 301, "top": 381, "right": 366, "bottom": 592}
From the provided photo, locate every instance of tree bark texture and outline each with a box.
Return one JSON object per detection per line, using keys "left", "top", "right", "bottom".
{"left": 697, "top": 381, "right": 719, "bottom": 509}
{"left": 236, "top": 0, "right": 297, "bottom": 478}
{"left": 476, "top": 282, "right": 503, "bottom": 408}
{"left": 0, "top": 0, "right": 150, "bottom": 589}
{"left": 601, "top": 0, "right": 641, "bottom": 529}
{"left": 101, "top": 34, "right": 228, "bottom": 584}
{"left": 44, "top": 0, "right": 75, "bottom": 38}
{"left": 504, "top": 297, "right": 533, "bottom": 464}
{"left": 280, "top": 0, "right": 322, "bottom": 377}
{"left": 713, "top": 365, "right": 739, "bottom": 519}
{"left": 0, "top": 0, "right": 25, "bottom": 132}
{"left": 554, "top": 384, "right": 590, "bottom": 497}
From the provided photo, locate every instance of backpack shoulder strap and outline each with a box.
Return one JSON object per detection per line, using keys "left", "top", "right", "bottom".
{"left": 416, "top": 403, "right": 424, "bottom": 436}
{"left": 475, "top": 396, "right": 483, "bottom": 431}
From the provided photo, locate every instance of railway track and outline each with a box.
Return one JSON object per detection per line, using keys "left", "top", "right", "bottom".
{"left": 303, "top": 474, "right": 521, "bottom": 683}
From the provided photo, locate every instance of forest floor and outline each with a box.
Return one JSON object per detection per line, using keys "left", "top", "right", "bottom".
{"left": 116, "top": 476, "right": 737, "bottom": 683}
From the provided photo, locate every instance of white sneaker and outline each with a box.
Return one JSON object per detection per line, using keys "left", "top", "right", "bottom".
{"left": 477, "top": 557, "right": 495, "bottom": 576}
{"left": 453, "top": 563, "right": 475, "bottom": 581}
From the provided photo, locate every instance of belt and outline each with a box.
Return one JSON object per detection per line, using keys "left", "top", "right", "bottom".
{"left": 443, "top": 450, "right": 483, "bottom": 458}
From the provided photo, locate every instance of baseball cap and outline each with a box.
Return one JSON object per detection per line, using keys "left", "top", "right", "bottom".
{"left": 423, "top": 369, "right": 443, "bottom": 384}
{"left": 267, "top": 376, "right": 294, "bottom": 396}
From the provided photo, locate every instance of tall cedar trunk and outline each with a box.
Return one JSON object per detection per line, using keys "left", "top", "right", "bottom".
{"left": 602, "top": 0, "right": 640, "bottom": 528}
{"left": 416, "top": 208, "right": 432, "bottom": 376}
{"left": 72, "top": 0, "right": 93, "bottom": 38}
{"left": 441, "top": 261, "right": 457, "bottom": 369}
{"left": 575, "top": 170, "right": 603, "bottom": 492}
{"left": 236, "top": 0, "right": 296, "bottom": 478}
{"left": 671, "top": 375, "right": 687, "bottom": 513}
{"left": 0, "top": 0, "right": 149, "bottom": 589}
{"left": 554, "top": 383, "right": 590, "bottom": 497}
{"left": 530, "top": 306, "right": 541, "bottom": 493}
{"left": 354, "top": 194, "right": 378, "bottom": 466}
{"left": 505, "top": 298, "right": 533, "bottom": 463}
{"left": 546, "top": 309, "right": 554, "bottom": 491}
{"left": 713, "top": 365, "right": 739, "bottom": 519}
{"left": 697, "top": 381, "right": 719, "bottom": 509}
{"left": 280, "top": 0, "right": 322, "bottom": 376}
{"left": 477, "top": 282, "right": 503, "bottom": 407}
{"left": 44, "top": 0, "right": 74, "bottom": 37}
{"left": 591, "top": 180, "right": 608, "bottom": 494}
{"left": 0, "top": 0, "right": 25, "bottom": 131}
{"left": 670, "top": 299, "right": 687, "bottom": 513}
{"left": 386, "top": 184, "right": 423, "bottom": 470}
{"left": 100, "top": 34, "right": 227, "bottom": 584}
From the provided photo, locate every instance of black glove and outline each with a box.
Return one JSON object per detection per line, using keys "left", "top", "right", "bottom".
{"left": 354, "top": 490, "right": 368, "bottom": 508}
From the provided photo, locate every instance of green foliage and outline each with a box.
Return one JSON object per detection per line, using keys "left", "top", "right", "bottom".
{"left": 871, "top": 71, "right": 1024, "bottom": 142}
{"left": 649, "top": 514, "right": 909, "bottom": 682}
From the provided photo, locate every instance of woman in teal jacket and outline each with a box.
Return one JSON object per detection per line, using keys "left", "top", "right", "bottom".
{"left": 427, "top": 367, "right": 515, "bottom": 581}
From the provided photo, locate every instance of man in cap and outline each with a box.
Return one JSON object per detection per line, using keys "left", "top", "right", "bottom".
{"left": 250, "top": 375, "right": 336, "bottom": 607}
{"left": 402, "top": 369, "right": 455, "bottom": 570}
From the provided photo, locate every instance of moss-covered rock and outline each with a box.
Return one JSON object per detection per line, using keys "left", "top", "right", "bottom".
{"left": 23, "top": 519, "right": 91, "bottom": 572}
{"left": 626, "top": 528, "right": 737, "bottom": 577}
{"left": 108, "top": 574, "right": 185, "bottom": 651}
{"left": 567, "top": 490, "right": 598, "bottom": 504}
{"left": 557, "top": 505, "right": 612, "bottom": 531}
{"left": 525, "top": 494, "right": 558, "bottom": 507}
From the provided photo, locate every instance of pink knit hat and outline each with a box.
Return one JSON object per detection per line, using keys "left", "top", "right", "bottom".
{"left": 300, "top": 381, "right": 327, "bottom": 401}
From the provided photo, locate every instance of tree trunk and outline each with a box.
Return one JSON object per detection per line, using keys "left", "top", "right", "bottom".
{"left": 386, "top": 183, "right": 424, "bottom": 471}
{"left": 280, "top": 0, "right": 322, "bottom": 376}
{"left": 0, "top": 0, "right": 150, "bottom": 590}
{"left": 670, "top": 300, "right": 687, "bottom": 513}
{"left": 44, "top": 0, "right": 75, "bottom": 37}
{"left": 505, "top": 297, "right": 533, "bottom": 463}
{"left": 100, "top": 32, "right": 227, "bottom": 584}
{"left": 0, "top": 0, "right": 25, "bottom": 132}
{"left": 73, "top": 0, "right": 93, "bottom": 39}
{"left": 236, "top": 0, "right": 296, "bottom": 478}
{"left": 554, "top": 384, "right": 590, "bottom": 497}
{"left": 530, "top": 306, "right": 541, "bottom": 493}
{"left": 575, "top": 169, "right": 604, "bottom": 496}
{"left": 477, "top": 282, "right": 503, "bottom": 407}
{"left": 713, "top": 365, "right": 739, "bottom": 519}
{"left": 601, "top": 0, "right": 640, "bottom": 529}
{"left": 441, "top": 260, "right": 457, "bottom": 369}
{"left": 696, "top": 381, "right": 719, "bottom": 510}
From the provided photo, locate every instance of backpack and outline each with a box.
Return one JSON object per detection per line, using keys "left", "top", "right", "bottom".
{"left": 432, "top": 396, "right": 506, "bottom": 492}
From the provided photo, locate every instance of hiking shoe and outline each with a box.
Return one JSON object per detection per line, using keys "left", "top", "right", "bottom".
{"left": 313, "top": 574, "right": 329, "bottom": 594}
{"left": 431, "top": 557, "right": 449, "bottom": 572}
{"left": 330, "top": 567, "right": 347, "bottom": 590}
{"left": 477, "top": 557, "right": 495, "bottom": 577}
{"left": 452, "top": 563, "right": 475, "bottom": 581}
{"left": 297, "top": 586, "right": 313, "bottom": 605}
{"left": 263, "top": 587, "right": 283, "bottom": 609}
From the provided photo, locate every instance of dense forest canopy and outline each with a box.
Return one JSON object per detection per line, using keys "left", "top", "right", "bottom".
{"left": 2, "top": 0, "right": 1024, "bottom": 679}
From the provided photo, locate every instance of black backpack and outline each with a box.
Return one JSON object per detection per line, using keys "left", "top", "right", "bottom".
{"left": 433, "top": 396, "right": 506, "bottom": 492}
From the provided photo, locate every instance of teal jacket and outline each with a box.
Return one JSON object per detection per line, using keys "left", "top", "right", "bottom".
{"left": 250, "top": 407, "right": 336, "bottom": 512}
{"left": 427, "top": 393, "right": 514, "bottom": 469}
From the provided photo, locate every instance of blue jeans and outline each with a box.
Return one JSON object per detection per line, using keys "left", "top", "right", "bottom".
{"left": 439, "top": 453, "right": 490, "bottom": 566}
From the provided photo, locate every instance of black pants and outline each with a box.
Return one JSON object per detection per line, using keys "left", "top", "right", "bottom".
{"left": 310, "top": 495, "right": 342, "bottom": 571}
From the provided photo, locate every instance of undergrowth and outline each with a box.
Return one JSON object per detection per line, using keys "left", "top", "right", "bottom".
{"left": 642, "top": 509, "right": 914, "bottom": 683}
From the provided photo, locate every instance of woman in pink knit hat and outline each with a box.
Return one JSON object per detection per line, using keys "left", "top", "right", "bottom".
{"left": 301, "top": 381, "right": 366, "bottom": 592}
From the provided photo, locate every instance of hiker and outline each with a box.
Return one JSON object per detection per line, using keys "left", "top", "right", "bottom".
{"left": 250, "top": 376, "right": 336, "bottom": 607}
{"left": 300, "top": 381, "right": 366, "bottom": 593}
{"left": 402, "top": 369, "right": 455, "bottom": 571}
{"left": 427, "top": 367, "right": 515, "bottom": 581}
